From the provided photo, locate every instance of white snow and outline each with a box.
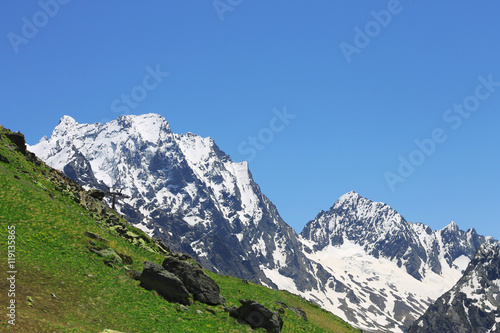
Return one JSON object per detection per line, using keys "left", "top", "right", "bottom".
{"left": 135, "top": 223, "right": 155, "bottom": 237}
{"left": 262, "top": 268, "right": 297, "bottom": 291}
{"left": 298, "top": 237, "right": 466, "bottom": 332}
{"left": 453, "top": 255, "right": 470, "bottom": 273}
{"left": 29, "top": 113, "right": 267, "bottom": 231}
{"left": 272, "top": 240, "right": 288, "bottom": 267}
{"left": 252, "top": 236, "right": 267, "bottom": 257}
{"left": 183, "top": 215, "right": 203, "bottom": 226}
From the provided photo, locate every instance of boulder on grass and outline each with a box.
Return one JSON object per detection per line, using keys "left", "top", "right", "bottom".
{"left": 229, "top": 299, "right": 283, "bottom": 333}
{"left": 162, "top": 256, "right": 225, "bottom": 305}
{"left": 139, "top": 261, "right": 191, "bottom": 305}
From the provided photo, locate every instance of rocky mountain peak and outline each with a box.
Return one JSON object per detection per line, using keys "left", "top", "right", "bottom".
{"left": 58, "top": 115, "right": 78, "bottom": 125}
{"left": 301, "top": 191, "right": 407, "bottom": 251}
{"left": 409, "top": 242, "right": 500, "bottom": 333}
{"left": 335, "top": 190, "right": 361, "bottom": 204}
{"left": 29, "top": 113, "right": 323, "bottom": 294}
{"left": 443, "top": 221, "right": 459, "bottom": 232}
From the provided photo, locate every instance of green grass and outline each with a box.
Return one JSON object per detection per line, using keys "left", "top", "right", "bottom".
{"left": 0, "top": 128, "right": 360, "bottom": 333}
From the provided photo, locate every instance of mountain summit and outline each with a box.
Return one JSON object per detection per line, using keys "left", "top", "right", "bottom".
{"left": 30, "top": 114, "right": 497, "bottom": 332}
{"left": 30, "top": 114, "right": 323, "bottom": 291}
{"left": 301, "top": 191, "right": 487, "bottom": 281}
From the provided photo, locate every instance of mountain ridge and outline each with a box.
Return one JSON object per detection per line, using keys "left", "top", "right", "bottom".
{"left": 0, "top": 123, "right": 360, "bottom": 333}
{"left": 29, "top": 113, "right": 498, "bottom": 332}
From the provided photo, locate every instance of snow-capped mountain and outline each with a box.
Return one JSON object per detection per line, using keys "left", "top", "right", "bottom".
{"left": 299, "top": 191, "right": 497, "bottom": 332}
{"left": 301, "top": 191, "right": 487, "bottom": 281}
{"left": 29, "top": 114, "right": 325, "bottom": 291}
{"left": 29, "top": 114, "right": 497, "bottom": 332}
{"left": 408, "top": 242, "right": 500, "bottom": 333}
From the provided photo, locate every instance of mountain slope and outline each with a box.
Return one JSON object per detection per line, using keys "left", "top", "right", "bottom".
{"left": 0, "top": 125, "right": 360, "bottom": 333}
{"left": 29, "top": 114, "right": 325, "bottom": 292}
{"left": 29, "top": 114, "right": 497, "bottom": 332}
{"left": 408, "top": 242, "right": 500, "bottom": 333}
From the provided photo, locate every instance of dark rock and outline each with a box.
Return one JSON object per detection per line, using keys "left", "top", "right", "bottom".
{"left": 277, "top": 307, "right": 285, "bottom": 314}
{"left": 131, "top": 270, "right": 142, "bottom": 280}
{"left": 171, "top": 251, "right": 193, "bottom": 261}
{"left": 116, "top": 252, "right": 133, "bottom": 265}
{"left": 104, "top": 260, "right": 115, "bottom": 268}
{"left": 206, "top": 308, "right": 216, "bottom": 315}
{"left": 162, "top": 256, "right": 225, "bottom": 305}
{"left": 346, "top": 290, "right": 360, "bottom": 304}
{"left": 229, "top": 299, "right": 283, "bottom": 333}
{"left": 289, "top": 306, "right": 308, "bottom": 321}
{"left": 5, "top": 132, "right": 26, "bottom": 154}
{"left": 0, "top": 153, "right": 9, "bottom": 163}
{"left": 274, "top": 301, "right": 288, "bottom": 309}
{"left": 139, "top": 261, "right": 191, "bottom": 305}
{"left": 63, "top": 145, "right": 108, "bottom": 191}
{"left": 89, "top": 189, "right": 106, "bottom": 201}
{"left": 26, "top": 151, "right": 41, "bottom": 166}
{"left": 84, "top": 231, "right": 109, "bottom": 244}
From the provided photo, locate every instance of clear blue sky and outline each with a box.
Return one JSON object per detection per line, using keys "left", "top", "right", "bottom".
{"left": 2, "top": 1, "right": 500, "bottom": 240}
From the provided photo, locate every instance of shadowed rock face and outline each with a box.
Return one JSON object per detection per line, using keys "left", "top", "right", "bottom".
{"left": 5, "top": 132, "right": 26, "bottom": 154}
{"left": 63, "top": 145, "right": 108, "bottom": 191}
{"left": 408, "top": 243, "right": 500, "bottom": 333}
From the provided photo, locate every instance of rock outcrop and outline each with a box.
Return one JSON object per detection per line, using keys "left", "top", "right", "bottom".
{"left": 139, "top": 261, "right": 191, "bottom": 305}
{"left": 229, "top": 299, "right": 283, "bottom": 333}
{"left": 162, "top": 256, "right": 225, "bottom": 306}
{"left": 137, "top": 258, "right": 226, "bottom": 307}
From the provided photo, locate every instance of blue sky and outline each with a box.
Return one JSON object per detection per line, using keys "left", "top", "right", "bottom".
{"left": 2, "top": 1, "right": 500, "bottom": 240}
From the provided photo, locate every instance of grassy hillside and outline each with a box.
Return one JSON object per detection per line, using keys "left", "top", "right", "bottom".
{"left": 0, "top": 126, "right": 360, "bottom": 333}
